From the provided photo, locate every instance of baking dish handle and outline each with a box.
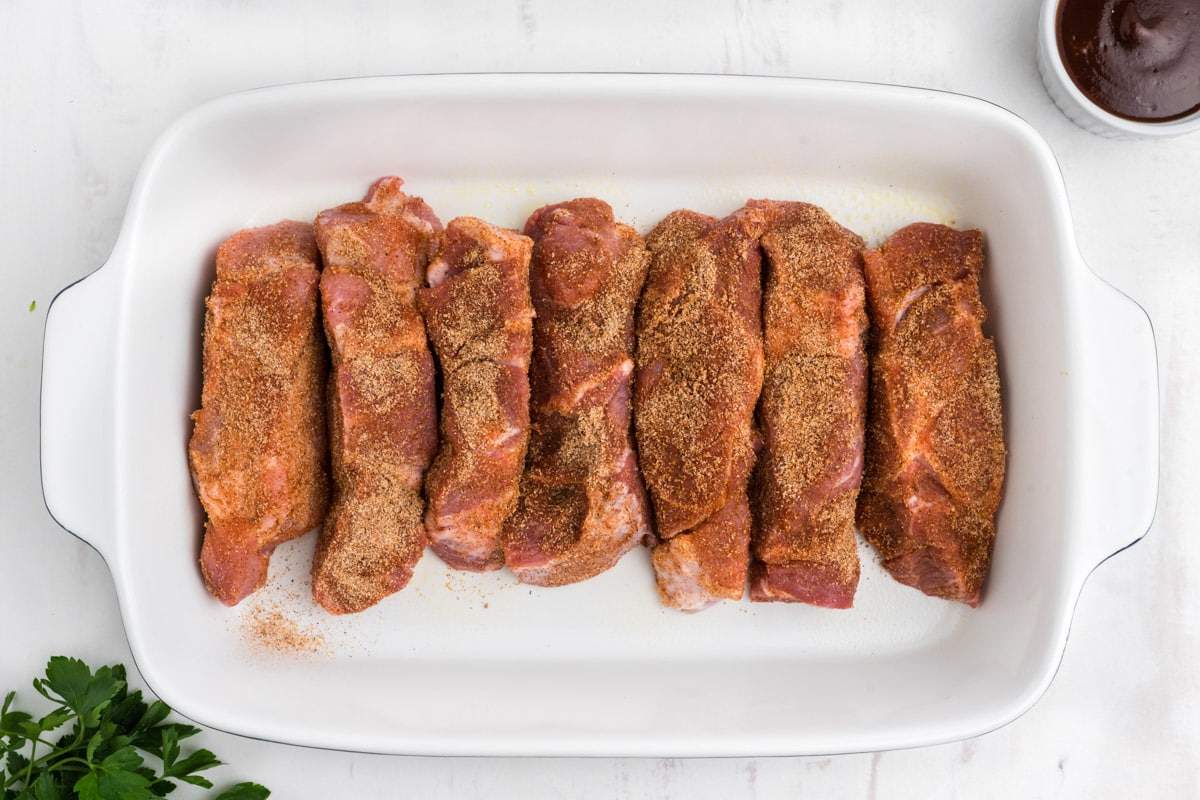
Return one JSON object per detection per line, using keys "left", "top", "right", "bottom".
{"left": 40, "top": 259, "right": 123, "bottom": 560}
{"left": 1075, "top": 267, "right": 1159, "bottom": 572}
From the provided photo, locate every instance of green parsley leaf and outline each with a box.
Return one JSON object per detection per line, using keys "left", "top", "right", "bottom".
{"left": 1, "top": 692, "right": 33, "bottom": 738}
{"left": 212, "top": 783, "right": 271, "bottom": 800}
{"left": 132, "top": 703, "right": 170, "bottom": 741}
{"left": 158, "top": 728, "right": 179, "bottom": 775}
{"left": 39, "top": 658, "right": 123, "bottom": 728}
{"left": 1, "top": 657, "right": 270, "bottom": 799}
{"left": 103, "top": 690, "right": 148, "bottom": 736}
{"left": 28, "top": 771, "right": 65, "bottom": 800}
{"left": 166, "top": 752, "right": 219, "bottom": 788}
{"left": 160, "top": 729, "right": 219, "bottom": 787}
{"left": 35, "top": 711, "right": 72, "bottom": 738}
{"left": 16, "top": 720, "right": 45, "bottom": 742}
{"left": 4, "top": 751, "right": 29, "bottom": 779}
{"left": 74, "top": 749, "right": 152, "bottom": 800}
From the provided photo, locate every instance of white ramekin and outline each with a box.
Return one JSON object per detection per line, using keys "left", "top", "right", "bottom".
{"left": 1038, "top": 0, "right": 1200, "bottom": 138}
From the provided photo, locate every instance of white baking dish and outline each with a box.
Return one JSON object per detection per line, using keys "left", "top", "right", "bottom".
{"left": 40, "top": 74, "right": 1158, "bottom": 756}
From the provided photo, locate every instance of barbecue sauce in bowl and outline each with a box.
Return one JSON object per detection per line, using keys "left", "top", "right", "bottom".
{"left": 1057, "top": 0, "right": 1200, "bottom": 121}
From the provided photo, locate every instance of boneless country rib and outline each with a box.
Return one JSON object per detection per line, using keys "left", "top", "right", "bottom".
{"left": 633, "top": 205, "right": 768, "bottom": 611}
{"left": 503, "top": 199, "right": 654, "bottom": 586}
{"left": 856, "top": 223, "right": 1006, "bottom": 606}
{"left": 418, "top": 217, "right": 535, "bottom": 572}
{"left": 189, "top": 181, "right": 1005, "bottom": 613}
{"left": 189, "top": 220, "right": 330, "bottom": 606}
{"left": 310, "top": 177, "right": 441, "bottom": 615}
{"left": 749, "top": 200, "right": 868, "bottom": 609}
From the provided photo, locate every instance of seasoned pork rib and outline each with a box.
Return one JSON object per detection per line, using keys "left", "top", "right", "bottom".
{"left": 857, "top": 223, "right": 1005, "bottom": 607}
{"left": 503, "top": 199, "right": 654, "bottom": 586}
{"left": 310, "top": 177, "right": 441, "bottom": 614}
{"left": 190, "top": 220, "right": 329, "bottom": 606}
{"left": 749, "top": 201, "right": 867, "bottom": 609}
{"left": 419, "top": 217, "right": 534, "bottom": 571}
{"left": 634, "top": 206, "right": 767, "bottom": 611}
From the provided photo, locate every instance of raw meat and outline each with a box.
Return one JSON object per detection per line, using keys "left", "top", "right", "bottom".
{"left": 418, "top": 217, "right": 534, "bottom": 571}
{"left": 310, "top": 177, "right": 441, "bottom": 614}
{"left": 749, "top": 200, "right": 868, "bottom": 609}
{"left": 189, "top": 220, "right": 329, "bottom": 606}
{"left": 504, "top": 199, "right": 653, "bottom": 586}
{"left": 634, "top": 205, "right": 767, "bottom": 611}
{"left": 856, "top": 223, "right": 1005, "bottom": 606}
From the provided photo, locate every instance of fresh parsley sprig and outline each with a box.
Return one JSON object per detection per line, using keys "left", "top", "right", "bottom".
{"left": 1, "top": 657, "right": 269, "bottom": 800}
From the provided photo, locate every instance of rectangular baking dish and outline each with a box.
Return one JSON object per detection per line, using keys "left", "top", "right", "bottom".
{"left": 40, "top": 74, "right": 1158, "bottom": 756}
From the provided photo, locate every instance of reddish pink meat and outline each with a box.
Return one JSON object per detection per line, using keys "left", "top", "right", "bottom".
{"left": 857, "top": 223, "right": 1006, "bottom": 607}
{"left": 634, "top": 205, "right": 767, "bottom": 611}
{"left": 418, "top": 217, "right": 534, "bottom": 571}
{"left": 190, "top": 220, "right": 329, "bottom": 606}
{"left": 503, "top": 199, "right": 653, "bottom": 586}
{"left": 747, "top": 200, "right": 868, "bottom": 609}
{"left": 310, "top": 176, "right": 441, "bottom": 614}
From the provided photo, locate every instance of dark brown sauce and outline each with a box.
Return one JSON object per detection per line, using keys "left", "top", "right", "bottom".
{"left": 1058, "top": 0, "right": 1200, "bottom": 121}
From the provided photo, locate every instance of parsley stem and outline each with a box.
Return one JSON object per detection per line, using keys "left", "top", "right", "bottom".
{"left": 14, "top": 735, "right": 87, "bottom": 786}
{"left": 22, "top": 732, "right": 38, "bottom": 788}
{"left": 44, "top": 754, "right": 94, "bottom": 771}
{"left": 4, "top": 656, "right": 270, "bottom": 798}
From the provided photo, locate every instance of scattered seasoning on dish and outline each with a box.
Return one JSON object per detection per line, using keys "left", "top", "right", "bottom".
{"left": 28, "top": 300, "right": 36, "bottom": 312}
{"left": 242, "top": 604, "right": 327, "bottom": 655}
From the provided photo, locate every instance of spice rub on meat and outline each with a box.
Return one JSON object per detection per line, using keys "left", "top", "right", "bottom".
{"left": 634, "top": 206, "right": 767, "bottom": 611}
{"left": 310, "top": 177, "right": 441, "bottom": 614}
{"left": 189, "top": 220, "right": 330, "bottom": 606}
{"left": 418, "top": 217, "right": 534, "bottom": 571}
{"left": 749, "top": 201, "right": 868, "bottom": 609}
{"left": 503, "top": 199, "right": 654, "bottom": 586}
{"left": 857, "top": 223, "right": 1005, "bottom": 607}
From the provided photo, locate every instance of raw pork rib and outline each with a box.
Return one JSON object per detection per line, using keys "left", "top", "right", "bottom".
{"left": 189, "top": 220, "right": 329, "bottom": 606}
{"left": 634, "top": 206, "right": 767, "bottom": 611}
{"left": 856, "top": 223, "right": 1005, "bottom": 606}
{"left": 749, "top": 201, "right": 868, "bottom": 609}
{"left": 310, "top": 177, "right": 441, "bottom": 614}
{"left": 503, "top": 199, "right": 654, "bottom": 586}
{"left": 418, "top": 217, "right": 534, "bottom": 571}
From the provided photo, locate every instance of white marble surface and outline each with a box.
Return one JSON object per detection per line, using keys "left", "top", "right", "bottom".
{"left": 2, "top": 1, "right": 1195, "bottom": 796}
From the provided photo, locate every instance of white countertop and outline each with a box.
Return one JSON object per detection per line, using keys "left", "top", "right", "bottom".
{"left": 2, "top": 1, "right": 1196, "bottom": 796}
